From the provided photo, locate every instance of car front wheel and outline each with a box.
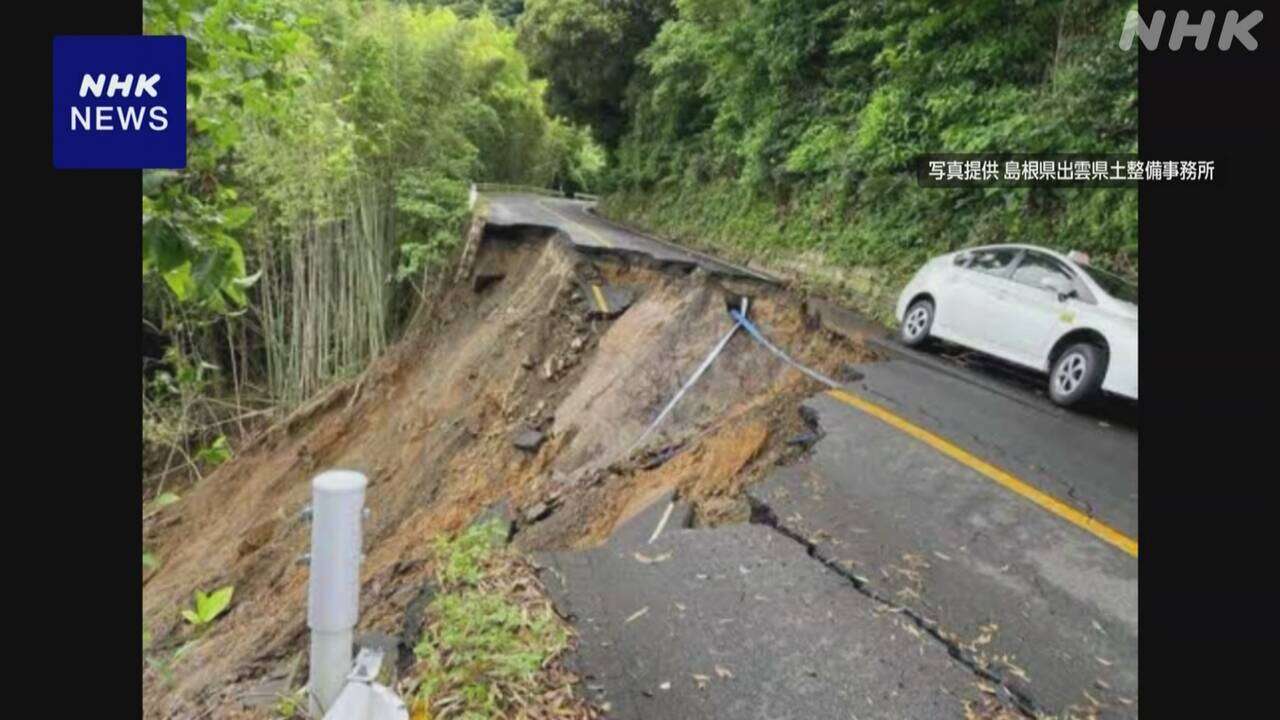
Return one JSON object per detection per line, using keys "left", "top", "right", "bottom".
{"left": 900, "top": 299, "right": 934, "bottom": 347}
{"left": 1049, "top": 343, "right": 1107, "bottom": 406}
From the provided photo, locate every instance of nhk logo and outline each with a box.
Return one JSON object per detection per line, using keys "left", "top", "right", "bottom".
{"left": 73, "top": 73, "right": 169, "bottom": 131}
{"left": 1119, "top": 10, "right": 1263, "bottom": 51}
{"left": 53, "top": 35, "right": 186, "bottom": 169}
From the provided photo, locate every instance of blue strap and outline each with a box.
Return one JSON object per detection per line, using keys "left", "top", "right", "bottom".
{"left": 729, "top": 309, "right": 841, "bottom": 389}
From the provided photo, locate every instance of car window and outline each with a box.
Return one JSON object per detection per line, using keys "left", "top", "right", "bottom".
{"left": 1011, "top": 251, "right": 1074, "bottom": 289}
{"left": 967, "top": 248, "right": 1019, "bottom": 275}
{"left": 1080, "top": 264, "right": 1138, "bottom": 305}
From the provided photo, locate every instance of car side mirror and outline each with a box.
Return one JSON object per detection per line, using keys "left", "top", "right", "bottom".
{"left": 1040, "top": 276, "right": 1076, "bottom": 301}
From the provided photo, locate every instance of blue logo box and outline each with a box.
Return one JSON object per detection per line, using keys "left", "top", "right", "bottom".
{"left": 53, "top": 35, "right": 186, "bottom": 169}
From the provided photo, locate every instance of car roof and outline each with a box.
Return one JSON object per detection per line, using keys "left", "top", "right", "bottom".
{"left": 963, "top": 243, "right": 1074, "bottom": 264}
{"left": 959, "top": 244, "right": 1122, "bottom": 299}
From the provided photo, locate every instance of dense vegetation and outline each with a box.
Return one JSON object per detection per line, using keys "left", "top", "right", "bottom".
{"left": 517, "top": 0, "right": 1138, "bottom": 317}
{"left": 141, "top": 0, "right": 602, "bottom": 486}
{"left": 142, "top": 0, "right": 1137, "bottom": 487}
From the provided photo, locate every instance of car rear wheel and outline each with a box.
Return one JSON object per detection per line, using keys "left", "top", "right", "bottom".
{"left": 1049, "top": 343, "right": 1107, "bottom": 406}
{"left": 900, "top": 299, "right": 934, "bottom": 347}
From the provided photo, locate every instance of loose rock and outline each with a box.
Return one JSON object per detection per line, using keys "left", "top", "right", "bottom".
{"left": 523, "top": 500, "right": 554, "bottom": 524}
{"left": 513, "top": 429, "right": 546, "bottom": 452}
{"left": 787, "top": 429, "right": 822, "bottom": 448}
{"left": 835, "top": 362, "right": 865, "bottom": 383}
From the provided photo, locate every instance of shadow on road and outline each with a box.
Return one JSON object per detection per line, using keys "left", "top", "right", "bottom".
{"left": 925, "top": 343, "right": 1140, "bottom": 431}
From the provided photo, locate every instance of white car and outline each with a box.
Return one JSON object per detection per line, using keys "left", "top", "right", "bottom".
{"left": 895, "top": 244, "right": 1137, "bottom": 406}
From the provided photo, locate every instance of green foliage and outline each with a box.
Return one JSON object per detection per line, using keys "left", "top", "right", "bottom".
{"left": 182, "top": 585, "right": 235, "bottom": 627}
{"left": 587, "top": 0, "right": 1138, "bottom": 313}
{"left": 142, "top": 0, "right": 604, "bottom": 412}
{"left": 432, "top": 519, "right": 510, "bottom": 586}
{"left": 414, "top": 591, "right": 568, "bottom": 716}
{"left": 517, "top": 0, "right": 673, "bottom": 148}
{"left": 273, "top": 689, "right": 305, "bottom": 718}
{"left": 415, "top": 1, "right": 527, "bottom": 24}
{"left": 195, "top": 435, "right": 233, "bottom": 467}
{"left": 147, "top": 492, "right": 182, "bottom": 516}
{"left": 414, "top": 520, "right": 570, "bottom": 718}
{"left": 148, "top": 346, "right": 218, "bottom": 401}
{"left": 142, "top": 0, "right": 296, "bottom": 312}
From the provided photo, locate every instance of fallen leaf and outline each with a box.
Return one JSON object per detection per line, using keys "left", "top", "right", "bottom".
{"left": 714, "top": 665, "right": 733, "bottom": 679}
{"left": 692, "top": 674, "right": 710, "bottom": 690}
{"left": 634, "top": 551, "right": 673, "bottom": 564}
{"left": 625, "top": 607, "right": 649, "bottom": 624}
{"left": 1004, "top": 664, "right": 1030, "bottom": 683}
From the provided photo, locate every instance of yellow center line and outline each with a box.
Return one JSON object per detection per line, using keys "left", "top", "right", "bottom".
{"left": 536, "top": 199, "right": 613, "bottom": 248}
{"left": 825, "top": 388, "right": 1138, "bottom": 558}
{"left": 591, "top": 284, "right": 611, "bottom": 314}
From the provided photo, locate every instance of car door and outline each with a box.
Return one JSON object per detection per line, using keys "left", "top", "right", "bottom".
{"left": 943, "top": 247, "right": 1023, "bottom": 354}
{"left": 999, "top": 250, "right": 1087, "bottom": 368}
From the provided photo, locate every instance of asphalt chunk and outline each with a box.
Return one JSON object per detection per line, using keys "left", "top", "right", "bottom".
{"left": 535, "top": 492, "right": 985, "bottom": 720}
{"left": 581, "top": 282, "right": 636, "bottom": 319}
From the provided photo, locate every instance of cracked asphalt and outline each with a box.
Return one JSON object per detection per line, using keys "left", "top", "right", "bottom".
{"left": 537, "top": 492, "right": 991, "bottom": 720}
{"left": 487, "top": 192, "right": 1139, "bottom": 719}
{"left": 747, "top": 369, "right": 1137, "bottom": 718}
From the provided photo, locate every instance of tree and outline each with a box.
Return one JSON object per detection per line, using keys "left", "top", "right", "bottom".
{"left": 141, "top": 0, "right": 604, "bottom": 486}
{"left": 517, "top": 0, "right": 672, "bottom": 148}
{"left": 604, "top": 0, "right": 1138, "bottom": 291}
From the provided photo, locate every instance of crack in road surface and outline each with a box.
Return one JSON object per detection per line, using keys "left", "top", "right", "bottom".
{"left": 746, "top": 496, "right": 1043, "bottom": 719}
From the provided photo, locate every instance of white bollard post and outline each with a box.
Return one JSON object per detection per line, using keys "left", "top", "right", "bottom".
{"left": 308, "top": 470, "right": 368, "bottom": 717}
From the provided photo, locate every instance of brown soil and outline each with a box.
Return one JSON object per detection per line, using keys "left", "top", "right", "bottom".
{"left": 142, "top": 224, "right": 876, "bottom": 718}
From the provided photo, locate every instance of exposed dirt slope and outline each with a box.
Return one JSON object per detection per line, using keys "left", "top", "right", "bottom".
{"left": 142, "top": 224, "right": 873, "bottom": 718}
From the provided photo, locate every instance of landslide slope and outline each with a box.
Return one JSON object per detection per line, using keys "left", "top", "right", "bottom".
{"left": 142, "top": 223, "right": 869, "bottom": 718}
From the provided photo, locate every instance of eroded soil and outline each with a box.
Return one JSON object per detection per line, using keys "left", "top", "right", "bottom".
{"left": 142, "top": 224, "right": 875, "bottom": 718}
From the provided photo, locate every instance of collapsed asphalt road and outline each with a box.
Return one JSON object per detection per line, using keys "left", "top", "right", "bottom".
{"left": 482, "top": 191, "right": 775, "bottom": 281}
{"left": 144, "top": 197, "right": 1135, "bottom": 718}
{"left": 488, "top": 191, "right": 1139, "bottom": 718}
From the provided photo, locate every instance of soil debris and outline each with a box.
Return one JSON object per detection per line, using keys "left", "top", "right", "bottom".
{"left": 142, "top": 223, "right": 878, "bottom": 718}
